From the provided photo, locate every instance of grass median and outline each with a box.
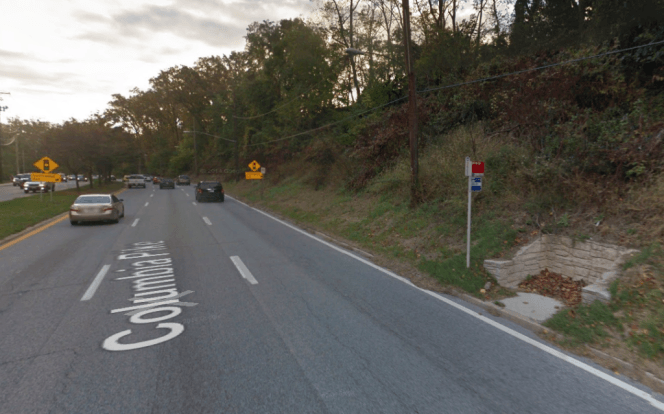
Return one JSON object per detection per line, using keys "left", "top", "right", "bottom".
{"left": 0, "top": 182, "right": 125, "bottom": 241}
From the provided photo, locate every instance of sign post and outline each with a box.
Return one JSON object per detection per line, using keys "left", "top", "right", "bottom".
{"left": 465, "top": 157, "right": 484, "bottom": 268}
{"left": 32, "top": 156, "right": 60, "bottom": 202}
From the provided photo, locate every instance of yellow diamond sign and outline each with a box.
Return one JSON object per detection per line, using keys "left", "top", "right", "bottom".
{"left": 33, "top": 156, "right": 59, "bottom": 173}
{"left": 248, "top": 160, "right": 260, "bottom": 172}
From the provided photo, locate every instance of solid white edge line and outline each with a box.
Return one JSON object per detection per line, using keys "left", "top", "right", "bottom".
{"left": 202, "top": 216, "right": 211, "bottom": 225}
{"left": 225, "top": 195, "right": 664, "bottom": 410}
{"left": 81, "top": 264, "right": 111, "bottom": 301}
{"left": 227, "top": 195, "right": 413, "bottom": 286}
{"left": 131, "top": 218, "right": 139, "bottom": 227}
{"left": 230, "top": 256, "right": 258, "bottom": 285}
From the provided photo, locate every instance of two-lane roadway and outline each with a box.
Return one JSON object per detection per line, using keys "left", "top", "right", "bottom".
{"left": 0, "top": 181, "right": 662, "bottom": 413}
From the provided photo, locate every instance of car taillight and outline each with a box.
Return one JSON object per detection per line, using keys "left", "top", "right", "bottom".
{"left": 70, "top": 208, "right": 79, "bottom": 212}
{"left": 221, "top": 189, "right": 224, "bottom": 193}
{"left": 103, "top": 207, "right": 113, "bottom": 212}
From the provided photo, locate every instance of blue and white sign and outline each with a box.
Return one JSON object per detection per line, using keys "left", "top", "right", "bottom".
{"left": 471, "top": 177, "right": 482, "bottom": 192}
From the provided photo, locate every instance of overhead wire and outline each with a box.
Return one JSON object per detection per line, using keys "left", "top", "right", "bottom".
{"left": 233, "top": 55, "right": 349, "bottom": 120}
{"left": 238, "top": 39, "right": 664, "bottom": 147}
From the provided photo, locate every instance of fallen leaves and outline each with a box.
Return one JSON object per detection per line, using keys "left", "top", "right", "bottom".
{"left": 519, "top": 268, "right": 587, "bottom": 307}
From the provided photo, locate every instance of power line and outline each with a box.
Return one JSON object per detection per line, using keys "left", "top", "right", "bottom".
{"left": 419, "top": 39, "right": 664, "bottom": 94}
{"left": 246, "top": 39, "right": 664, "bottom": 147}
{"left": 246, "top": 95, "right": 407, "bottom": 147}
{"left": 233, "top": 56, "right": 347, "bottom": 121}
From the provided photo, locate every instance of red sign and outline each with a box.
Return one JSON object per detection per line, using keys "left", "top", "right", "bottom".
{"left": 471, "top": 162, "right": 484, "bottom": 175}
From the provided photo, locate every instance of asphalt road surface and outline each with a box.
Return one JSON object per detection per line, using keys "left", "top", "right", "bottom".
{"left": 0, "top": 180, "right": 91, "bottom": 202}
{"left": 1, "top": 183, "right": 663, "bottom": 414}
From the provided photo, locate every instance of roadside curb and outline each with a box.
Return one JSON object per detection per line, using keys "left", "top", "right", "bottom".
{"left": 228, "top": 191, "right": 664, "bottom": 397}
{"left": 0, "top": 186, "right": 128, "bottom": 249}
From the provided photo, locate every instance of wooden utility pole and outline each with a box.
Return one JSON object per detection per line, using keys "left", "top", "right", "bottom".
{"left": 401, "top": 0, "right": 420, "bottom": 205}
{"left": 0, "top": 104, "right": 8, "bottom": 183}
{"left": 233, "top": 91, "right": 240, "bottom": 182}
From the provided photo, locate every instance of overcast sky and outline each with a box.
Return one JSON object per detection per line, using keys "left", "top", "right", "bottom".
{"left": 0, "top": 0, "right": 316, "bottom": 125}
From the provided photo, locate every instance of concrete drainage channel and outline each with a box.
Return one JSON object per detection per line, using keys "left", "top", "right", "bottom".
{"left": 484, "top": 234, "right": 640, "bottom": 305}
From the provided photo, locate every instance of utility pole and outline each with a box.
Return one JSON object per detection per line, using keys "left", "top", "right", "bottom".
{"left": 15, "top": 131, "right": 19, "bottom": 174}
{"left": 193, "top": 119, "right": 198, "bottom": 175}
{"left": 0, "top": 104, "right": 8, "bottom": 183}
{"left": 233, "top": 91, "right": 240, "bottom": 182}
{"left": 401, "top": 0, "right": 420, "bottom": 205}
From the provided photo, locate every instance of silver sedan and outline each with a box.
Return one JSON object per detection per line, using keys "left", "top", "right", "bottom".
{"left": 69, "top": 194, "right": 125, "bottom": 225}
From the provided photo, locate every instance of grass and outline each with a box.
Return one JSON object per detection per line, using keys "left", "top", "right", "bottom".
{"left": 418, "top": 218, "right": 518, "bottom": 296}
{"left": 0, "top": 182, "right": 125, "bottom": 240}
{"left": 543, "top": 301, "right": 621, "bottom": 347}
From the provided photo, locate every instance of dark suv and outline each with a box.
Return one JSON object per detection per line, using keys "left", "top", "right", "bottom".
{"left": 177, "top": 175, "right": 191, "bottom": 186}
{"left": 195, "top": 181, "right": 224, "bottom": 202}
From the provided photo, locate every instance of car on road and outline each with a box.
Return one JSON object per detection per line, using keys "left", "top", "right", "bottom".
{"left": 144, "top": 175, "right": 152, "bottom": 182}
{"left": 127, "top": 174, "right": 146, "bottom": 188}
{"left": 76, "top": 175, "right": 88, "bottom": 182}
{"left": 69, "top": 194, "right": 124, "bottom": 225}
{"left": 13, "top": 173, "right": 31, "bottom": 188}
{"left": 152, "top": 176, "right": 161, "bottom": 184}
{"left": 159, "top": 178, "right": 175, "bottom": 189}
{"left": 23, "top": 181, "right": 55, "bottom": 193}
{"left": 195, "top": 181, "right": 224, "bottom": 202}
{"left": 67, "top": 175, "right": 76, "bottom": 181}
{"left": 59, "top": 173, "right": 67, "bottom": 182}
{"left": 176, "top": 175, "right": 191, "bottom": 186}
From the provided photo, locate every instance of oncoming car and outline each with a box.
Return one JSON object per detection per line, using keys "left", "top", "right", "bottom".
{"left": 69, "top": 194, "right": 124, "bottom": 225}
{"left": 24, "top": 181, "right": 55, "bottom": 193}
{"left": 195, "top": 181, "right": 224, "bottom": 202}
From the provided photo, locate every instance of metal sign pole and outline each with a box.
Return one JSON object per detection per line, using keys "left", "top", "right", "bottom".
{"left": 467, "top": 172, "right": 472, "bottom": 268}
{"left": 466, "top": 157, "right": 471, "bottom": 268}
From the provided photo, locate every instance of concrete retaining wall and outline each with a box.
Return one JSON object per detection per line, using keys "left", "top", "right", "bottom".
{"left": 484, "top": 235, "right": 639, "bottom": 304}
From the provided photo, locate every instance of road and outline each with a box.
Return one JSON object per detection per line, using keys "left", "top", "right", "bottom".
{"left": 0, "top": 182, "right": 662, "bottom": 414}
{"left": 0, "top": 180, "right": 91, "bottom": 202}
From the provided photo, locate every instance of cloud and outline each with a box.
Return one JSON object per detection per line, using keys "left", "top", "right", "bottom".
{"left": 0, "top": 49, "right": 31, "bottom": 60}
{"left": 110, "top": 5, "right": 245, "bottom": 48}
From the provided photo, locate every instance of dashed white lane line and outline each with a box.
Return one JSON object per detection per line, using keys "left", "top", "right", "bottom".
{"left": 185, "top": 193, "right": 189, "bottom": 197}
{"left": 192, "top": 202, "right": 197, "bottom": 206}
{"left": 150, "top": 194, "right": 154, "bottom": 198}
{"left": 144, "top": 202, "right": 149, "bottom": 207}
{"left": 226, "top": 195, "right": 664, "bottom": 411}
{"left": 131, "top": 218, "right": 139, "bottom": 227}
{"left": 202, "top": 217, "right": 211, "bottom": 225}
{"left": 81, "top": 264, "right": 111, "bottom": 301}
{"left": 230, "top": 256, "right": 258, "bottom": 285}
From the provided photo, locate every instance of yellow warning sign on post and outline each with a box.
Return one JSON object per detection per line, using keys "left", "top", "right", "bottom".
{"left": 33, "top": 156, "right": 59, "bottom": 173}
{"left": 30, "top": 173, "right": 62, "bottom": 183}
{"left": 248, "top": 160, "right": 260, "bottom": 172}
{"left": 245, "top": 172, "right": 263, "bottom": 180}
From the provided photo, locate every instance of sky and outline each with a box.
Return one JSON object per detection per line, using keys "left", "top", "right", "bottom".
{"left": 0, "top": 0, "right": 317, "bottom": 125}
